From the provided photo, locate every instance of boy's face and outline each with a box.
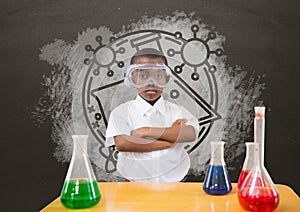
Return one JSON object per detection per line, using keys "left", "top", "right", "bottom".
{"left": 132, "top": 57, "right": 165, "bottom": 102}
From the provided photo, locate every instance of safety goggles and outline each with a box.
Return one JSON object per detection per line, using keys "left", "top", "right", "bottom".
{"left": 124, "top": 63, "right": 172, "bottom": 88}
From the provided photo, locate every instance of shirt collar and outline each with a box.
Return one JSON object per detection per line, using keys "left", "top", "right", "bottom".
{"left": 135, "top": 95, "right": 165, "bottom": 116}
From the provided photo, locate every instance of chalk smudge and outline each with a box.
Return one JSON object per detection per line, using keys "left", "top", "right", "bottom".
{"left": 33, "top": 11, "right": 265, "bottom": 181}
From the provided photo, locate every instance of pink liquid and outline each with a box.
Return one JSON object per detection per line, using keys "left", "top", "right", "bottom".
{"left": 238, "top": 187, "right": 279, "bottom": 212}
{"left": 238, "top": 170, "right": 266, "bottom": 188}
{"left": 237, "top": 170, "right": 249, "bottom": 188}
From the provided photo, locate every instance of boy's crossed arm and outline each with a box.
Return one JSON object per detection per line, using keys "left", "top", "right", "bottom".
{"left": 132, "top": 118, "right": 196, "bottom": 143}
{"left": 114, "top": 135, "right": 173, "bottom": 152}
{"left": 114, "top": 119, "right": 196, "bottom": 152}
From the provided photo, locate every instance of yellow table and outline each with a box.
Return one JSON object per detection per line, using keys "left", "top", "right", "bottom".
{"left": 41, "top": 183, "right": 300, "bottom": 212}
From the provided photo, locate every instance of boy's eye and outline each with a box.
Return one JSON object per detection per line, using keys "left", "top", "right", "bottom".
{"left": 154, "top": 72, "right": 163, "bottom": 79}
{"left": 154, "top": 70, "right": 166, "bottom": 79}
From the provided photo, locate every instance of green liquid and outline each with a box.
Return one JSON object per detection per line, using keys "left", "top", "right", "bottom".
{"left": 60, "top": 179, "right": 101, "bottom": 209}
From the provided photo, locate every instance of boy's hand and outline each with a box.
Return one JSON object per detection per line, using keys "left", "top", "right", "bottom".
{"left": 131, "top": 127, "right": 150, "bottom": 138}
{"left": 171, "top": 119, "right": 188, "bottom": 127}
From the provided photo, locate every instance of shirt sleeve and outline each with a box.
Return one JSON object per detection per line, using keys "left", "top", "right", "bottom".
{"left": 105, "top": 104, "right": 131, "bottom": 147}
{"left": 179, "top": 105, "right": 200, "bottom": 140}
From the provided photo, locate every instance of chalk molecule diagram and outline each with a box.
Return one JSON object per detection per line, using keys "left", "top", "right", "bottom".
{"left": 82, "top": 25, "right": 222, "bottom": 173}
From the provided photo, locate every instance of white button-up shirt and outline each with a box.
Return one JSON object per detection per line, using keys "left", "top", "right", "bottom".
{"left": 105, "top": 95, "right": 199, "bottom": 182}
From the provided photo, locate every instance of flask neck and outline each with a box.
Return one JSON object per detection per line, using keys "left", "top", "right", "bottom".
{"left": 210, "top": 141, "right": 225, "bottom": 166}
{"left": 253, "top": 143, "right": 261, "bottom": 168}
{"left": 243, "top": 142, "right": 255, "bottom": 169}
{"left": 72, "top": 135, "right": 88, "bottom": 157}
{"left": 254, "top": 117, "right": 265, "bottom": 167}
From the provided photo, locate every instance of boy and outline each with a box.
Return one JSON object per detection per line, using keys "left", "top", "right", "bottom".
{"left": 105, "top": 48, "right": 199, "bottom": 182}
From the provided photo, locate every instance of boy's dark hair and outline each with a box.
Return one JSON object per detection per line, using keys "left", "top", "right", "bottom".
{"left": 130, "top": 48, "right": 168, "bottom": 65}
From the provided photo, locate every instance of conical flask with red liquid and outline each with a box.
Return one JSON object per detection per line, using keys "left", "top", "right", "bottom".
{"left": 237, "top": 142, "right": 255, "bottom": 188}
{"left": 203, "top": 141, "right": 232, "bottom": 195}
{"left": 60, "top": 135, "right": 101, "bottom": 209}
{"left": 238, "top": 107, "right": 279, "bottom": 212}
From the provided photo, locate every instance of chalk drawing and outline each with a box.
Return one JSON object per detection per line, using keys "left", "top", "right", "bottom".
{"left": 33, "top": 11, "right": 265, "bottom": 181}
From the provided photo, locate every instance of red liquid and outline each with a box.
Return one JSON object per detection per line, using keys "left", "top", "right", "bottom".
{"left": 237, "top": 170, "right": 249, "bottom": 188}
{"left": 238, "top": 187, "right": 279, "bottom": 212}
{"left": 238, "top": 170, "right": 266, "bottom": 188}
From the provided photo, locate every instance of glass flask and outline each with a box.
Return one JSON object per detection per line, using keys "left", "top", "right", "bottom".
{"left": 60, "top": 135, "right": 101, "bottom": 209}
{"left": 203, "top": 141, "right": 232, "bottom": 195}
{"left": 238, "top": 107, "right": 279, "bottom": 212}
{"left": 237, "top": 142, "right": 255, "bottom": 188}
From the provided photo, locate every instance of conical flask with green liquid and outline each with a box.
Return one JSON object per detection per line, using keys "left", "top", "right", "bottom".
{"left": 60, "top": 135, "right": 101, "bottom": 209}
